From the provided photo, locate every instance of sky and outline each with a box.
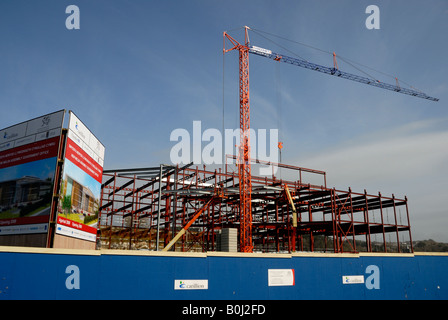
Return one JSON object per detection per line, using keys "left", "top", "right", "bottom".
{"left": 0, "top": 0, "right": 447, "bottom": 241}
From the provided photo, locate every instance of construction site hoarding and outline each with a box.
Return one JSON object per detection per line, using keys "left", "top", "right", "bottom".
{"left": 0, "top": 110, "right": 65, "bottom": 237}
{"left": 56, "top": 111, "right": 105, "bottom": 243}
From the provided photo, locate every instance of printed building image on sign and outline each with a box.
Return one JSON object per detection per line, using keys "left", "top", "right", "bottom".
{"left": 0, "top": 110, "right": 65, "bottom": 235}
{"left": 56, "top": 111, "right": 105, "bottom": 242}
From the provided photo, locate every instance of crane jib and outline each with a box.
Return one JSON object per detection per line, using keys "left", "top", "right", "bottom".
{"left": 249, "top": 47, "right": 439, "bottom": 102}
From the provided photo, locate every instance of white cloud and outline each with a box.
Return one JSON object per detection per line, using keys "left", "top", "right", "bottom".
{"left": 297, "top": 118, "right": 448, "bottom": 241}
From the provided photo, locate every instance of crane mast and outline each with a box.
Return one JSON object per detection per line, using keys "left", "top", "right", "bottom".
{"left": 223, "top": 26, "right": 438, "bottom": 253}
{"left": 223, "top": 27, "right": 253, "bottom": 252}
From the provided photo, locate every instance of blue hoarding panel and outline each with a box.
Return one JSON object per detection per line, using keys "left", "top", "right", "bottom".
{"left": 0, "top": 249, "right": 447, "bottom": 300}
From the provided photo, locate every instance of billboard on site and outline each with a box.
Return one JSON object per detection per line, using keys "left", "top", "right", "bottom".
{"left": 0, "top": 110, "right": 65, "bottom": 236}
{"left": 56, "top": 111, "right": 105, "bottom": 242}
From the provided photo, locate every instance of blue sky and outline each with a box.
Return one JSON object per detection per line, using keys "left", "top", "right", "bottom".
{"left": 0, "top": 0, "right": 447, "bottom": 241}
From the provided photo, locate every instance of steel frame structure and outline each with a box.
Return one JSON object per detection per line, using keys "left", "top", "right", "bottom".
{"left": 97, "top": 27, "right": 438, "bottom": 254}
{"left": 98, "top": 160, "right": 413, "bottom": 253}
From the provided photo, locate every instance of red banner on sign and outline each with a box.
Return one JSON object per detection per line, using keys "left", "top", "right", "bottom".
{"left": 64, "top": 138, "right": 103, "bottom": 183}
{"left": 57, "top": 215, "right": 97, "bottom": 235}
{"left": 0, "top": 136, "right": 60, "bottom": 169}
{"left": 0, "top": 215, "right": 50, "bottom": 227}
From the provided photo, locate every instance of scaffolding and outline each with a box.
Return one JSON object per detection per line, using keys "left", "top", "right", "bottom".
{"left": 98, "top": 158, "right": 413, "bottom": 253}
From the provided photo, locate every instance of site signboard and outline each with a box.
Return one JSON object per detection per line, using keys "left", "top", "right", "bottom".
{"left": 56, "top": 111, "right": 105, "bottom": 242}
{"left": 0, "top": 110, "right": 65, "bottom": 236}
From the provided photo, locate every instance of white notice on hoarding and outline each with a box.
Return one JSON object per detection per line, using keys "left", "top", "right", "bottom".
{"left": 342, "top": 275, "right": 365, "bottom": 284}
{"left": 174, "top": 280, "right": 208, "bottom": 290}
{"left": 268, "top": 269, "right": 295, "bottom": 286}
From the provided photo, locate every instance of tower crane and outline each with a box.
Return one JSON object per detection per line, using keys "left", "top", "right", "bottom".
{"left": 223, "top": 26, "right": 439, "bottom": 253}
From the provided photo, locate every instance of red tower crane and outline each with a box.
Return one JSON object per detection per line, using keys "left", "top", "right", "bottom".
{"left": 223, "top": 27, "right": 253, "bottom": 252}
{"left": 223, "top": 26, "right": 438, "bottom": 253}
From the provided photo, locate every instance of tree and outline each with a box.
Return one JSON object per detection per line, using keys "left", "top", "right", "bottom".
{"left": 62, "top": 195, "right": 72, "bottom": 215}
